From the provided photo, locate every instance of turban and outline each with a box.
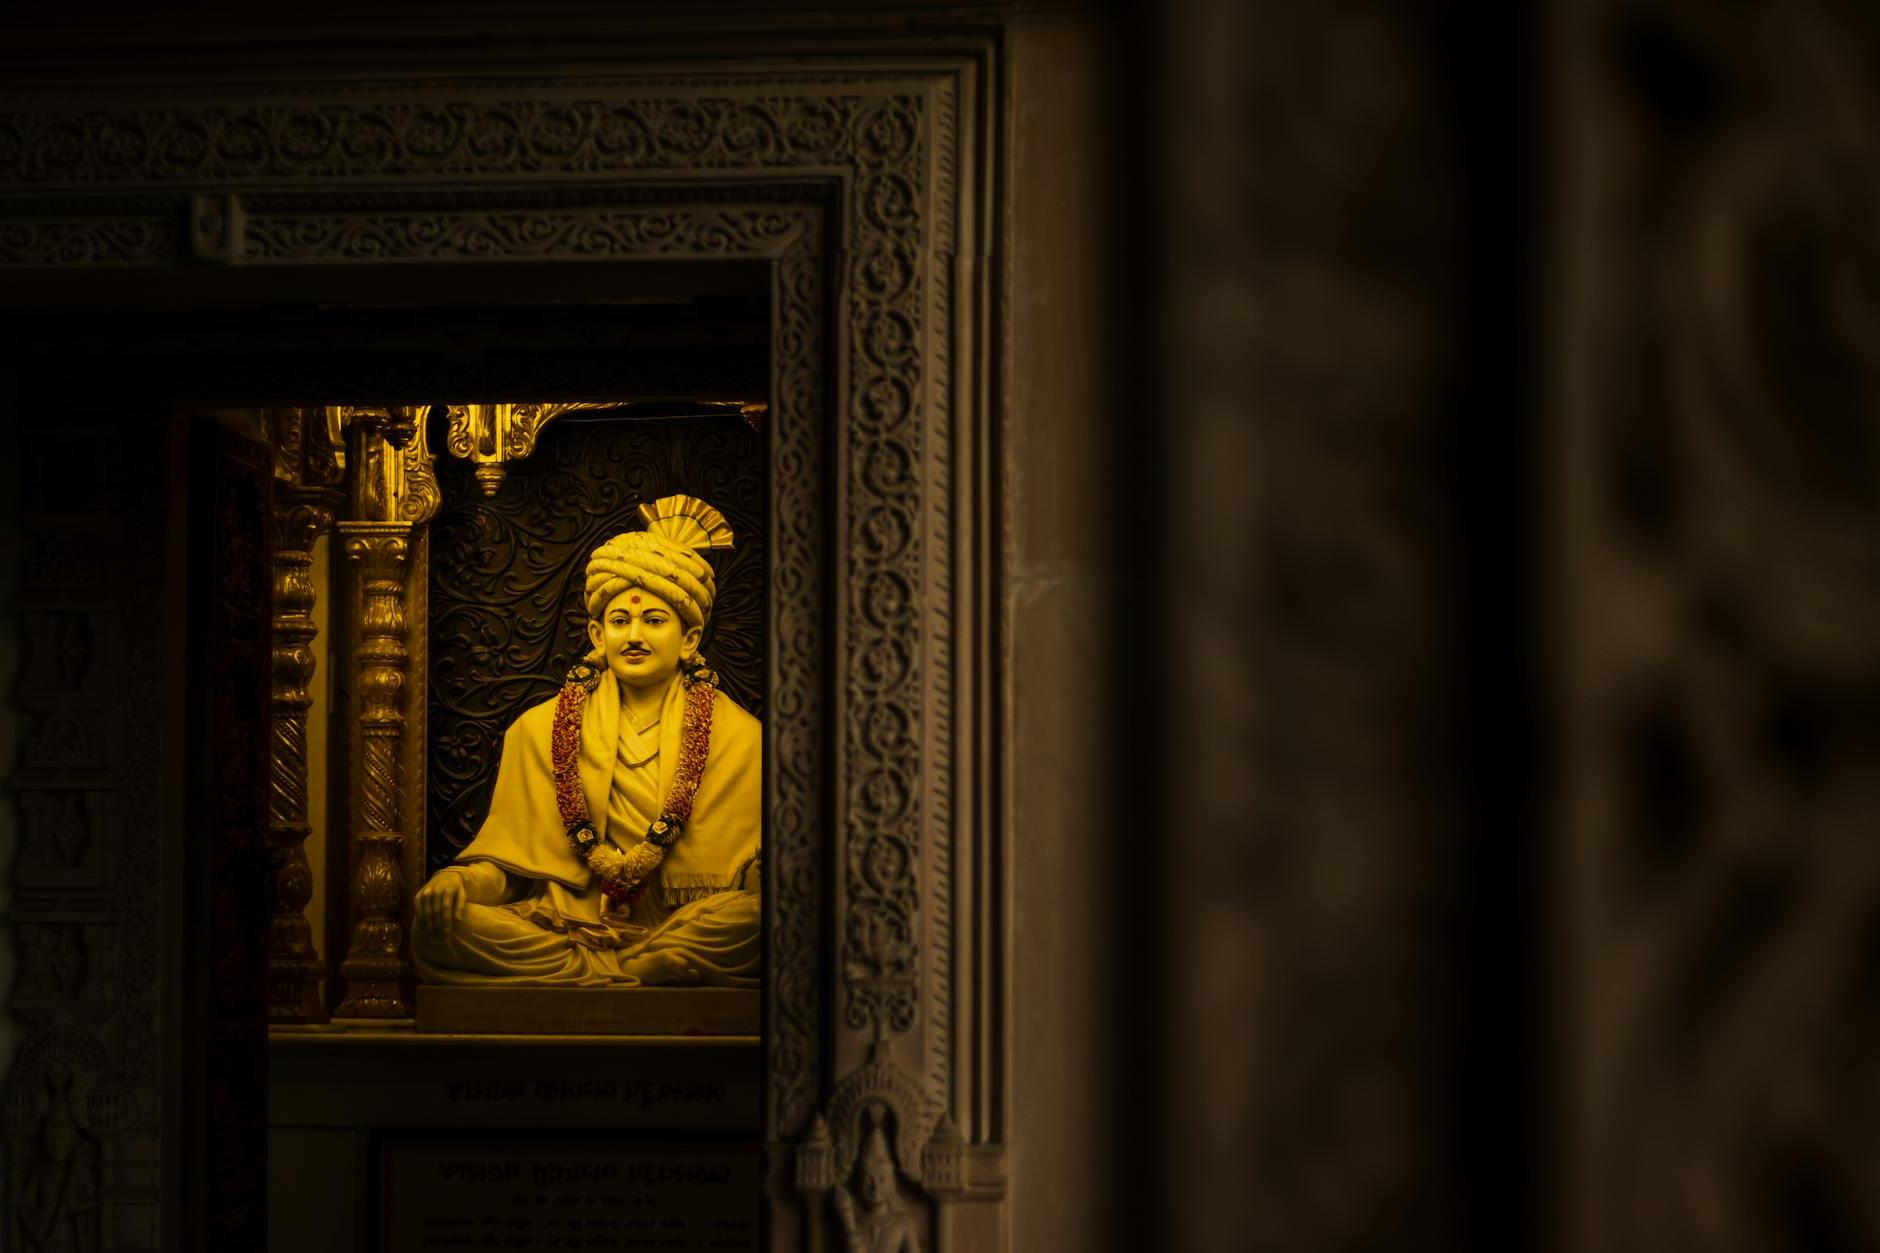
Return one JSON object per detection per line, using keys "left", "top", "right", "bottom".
{"left": 583, "top": 495, "right": 735, "bottom": 632}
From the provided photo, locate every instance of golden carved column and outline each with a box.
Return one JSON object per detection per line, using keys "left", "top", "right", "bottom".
{"left": 266, "top": 408, "right": 345, "bottom": 1024}
{"left": 334, "top": 407, "right": 420, "bottom": 1017}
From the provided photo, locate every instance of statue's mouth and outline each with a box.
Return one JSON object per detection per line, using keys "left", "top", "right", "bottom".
{"left": 622, "top": 649, "right": 651, "bottom": 660}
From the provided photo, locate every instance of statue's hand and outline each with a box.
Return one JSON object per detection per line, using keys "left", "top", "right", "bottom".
{"left": 416, "top": 871, "right": 467, "bottom": 935}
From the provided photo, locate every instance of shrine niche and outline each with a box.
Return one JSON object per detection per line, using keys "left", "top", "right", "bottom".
{"left": 406, "top": 410, "right": 773, "bottom": 1039}
{"left": 0, "top": 35, "right": 1009, "bottom": 1251}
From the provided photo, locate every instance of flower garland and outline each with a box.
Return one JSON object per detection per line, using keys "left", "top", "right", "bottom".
{"left": 552, "top": 656, "right": 719, "bottom": 908}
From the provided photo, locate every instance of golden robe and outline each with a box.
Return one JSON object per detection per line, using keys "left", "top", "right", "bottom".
{"left": 411, "top": 674, "right": 761, "bottom": 987}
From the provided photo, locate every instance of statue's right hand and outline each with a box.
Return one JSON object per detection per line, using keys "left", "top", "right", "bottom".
{"left": 417, "top": 872, "right": 467, "bottom": 935}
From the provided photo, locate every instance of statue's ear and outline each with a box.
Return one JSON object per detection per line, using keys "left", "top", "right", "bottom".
{"left": 682, "top": 623, "right": 704, "bottom": 659}
{"left": 587, "top": 617, "right": 604, "bottom": 654}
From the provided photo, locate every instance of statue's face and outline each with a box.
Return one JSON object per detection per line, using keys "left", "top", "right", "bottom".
{"left": 859, "top": 1146, "right": 894, "bottom": 1206}
{"left": 587, "top": 587, "right": 702, "bottom": 689}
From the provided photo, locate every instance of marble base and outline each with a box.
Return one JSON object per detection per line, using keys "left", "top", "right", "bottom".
{"left": 415, "top": 984, "right": 759, "bottom": 1036}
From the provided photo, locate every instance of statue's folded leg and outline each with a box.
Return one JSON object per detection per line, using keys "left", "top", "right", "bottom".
{"left": 412, "top": 902, "right": 617, "bottom": 987}
{"left": 615, "top": 890, "right": 760, "bottom": 987}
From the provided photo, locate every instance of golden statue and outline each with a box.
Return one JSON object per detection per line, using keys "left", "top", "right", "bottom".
{"left": 411, "top": 495, "right": 760, "bottom": 987}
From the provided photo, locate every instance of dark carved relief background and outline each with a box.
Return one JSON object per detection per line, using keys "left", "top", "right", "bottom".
{"left": 427, "top": 412, "right": 766, "bottom": 877}
{"left": 190, "top": 422, "right": 273, "bottom": 1249}
{"left": 1564, "top": 3, "right": 1880, "bottom": 1250}
{"left": 6, "top": 420, "right": 168, "bottom": 1250}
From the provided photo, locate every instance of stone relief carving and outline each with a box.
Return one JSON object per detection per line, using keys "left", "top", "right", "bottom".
{"left": 831, "top": 1106, "right": 921, "bottom": 1253}
{"left": 793, "top": 1040, "right": 963, "bottom": 1250}
{"left": 8, "top": 428, "right": 164, "bottom": 1249}
{"left": 20, "top": 615, "right": 93, "bottom": 693}
{"left": 1565, "top": 4, "right": 1880, "bottom": 1250}
{"left": 6, "top": 1056, "right": 103, "bottom": 1253}
{"left": 1, "top": 93, "right": 916, "bottom": 185}
{"left": 245, "top": 206, "right": 807, "bottom": 265}
{"left": 0, "top": 218, "right": 180, "bottom": 266}
{"left": 17, "top": 792, "right": 91, "bottom": 870}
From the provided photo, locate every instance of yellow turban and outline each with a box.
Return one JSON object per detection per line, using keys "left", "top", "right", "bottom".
{"left": 583, "top": 495, "right": 735, "bottom": 632}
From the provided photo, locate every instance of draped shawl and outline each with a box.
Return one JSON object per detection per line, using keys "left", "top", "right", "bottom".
{"left": 452, "top": 675, "right": 761, "bottom": 901}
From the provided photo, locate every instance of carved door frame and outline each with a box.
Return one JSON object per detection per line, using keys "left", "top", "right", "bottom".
{"left": 0, "top": 32, "right": 1009, "bottom": 1252}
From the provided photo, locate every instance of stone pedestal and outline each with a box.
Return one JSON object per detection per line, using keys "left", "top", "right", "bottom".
{"left": 415, "top": 985, "right": 760, "bottom": 1037}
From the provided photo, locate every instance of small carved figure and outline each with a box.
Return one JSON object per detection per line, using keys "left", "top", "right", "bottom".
{"left": 14, "top": 1061, "right": 100, "bottom": 1253}
{"left": 832, "top": 1108, "right": 920, "bottom": 1253}
{"left": 412, "top": 495, "right": 761, "bottom": 986}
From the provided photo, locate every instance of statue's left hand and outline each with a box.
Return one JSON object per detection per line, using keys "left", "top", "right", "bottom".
{"left": 416, "top": 871, "right": 467, "bottom": 935}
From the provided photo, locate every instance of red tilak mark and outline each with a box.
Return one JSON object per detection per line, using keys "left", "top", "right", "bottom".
{"left": 630, "top": 595, "right": 640, "bottom": 604}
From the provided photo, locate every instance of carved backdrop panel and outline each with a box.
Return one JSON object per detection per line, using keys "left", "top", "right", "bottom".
{"left": 1562, "top": 3, "right": 1880, "bottom": 1250}
{"left": 428, "top": 412, "right": 766, "bottom": 877}
{"left": 5, "top": 422, "right": 169, "bottom": 1251}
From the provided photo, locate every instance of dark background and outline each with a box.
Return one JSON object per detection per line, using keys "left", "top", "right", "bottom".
{"left": 1112, "top": 1, "right": 1880, "bottom": 1251}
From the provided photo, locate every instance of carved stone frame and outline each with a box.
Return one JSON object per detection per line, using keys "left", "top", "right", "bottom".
{"left": 0, "top": 44, "right": 1007, "bottom": 1250}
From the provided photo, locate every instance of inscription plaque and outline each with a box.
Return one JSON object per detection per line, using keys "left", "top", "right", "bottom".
{"left": 380, "top": 1139, "right": 759, "bottom": 1253}
{"left": 270, "top": 1038, "right": 760, "bottom": 1131}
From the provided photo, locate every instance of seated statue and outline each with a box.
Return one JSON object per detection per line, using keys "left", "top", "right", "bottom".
{"left": 412, "top": 494, "right": 760, "bottom": 988}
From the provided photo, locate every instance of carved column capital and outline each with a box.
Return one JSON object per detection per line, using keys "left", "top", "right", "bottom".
{"left": 341, "top": 406, "right": 439, "bottom": 525}
{"left": 442, "top": 402, "right": 554, "bottom": 496}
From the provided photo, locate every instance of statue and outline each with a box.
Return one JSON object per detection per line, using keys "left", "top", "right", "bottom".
{"left": 831, "top": 1107, "right": 920, "bottom": 1253}
{"left": 412, "top": 495, "right": 760, "bottom": 987}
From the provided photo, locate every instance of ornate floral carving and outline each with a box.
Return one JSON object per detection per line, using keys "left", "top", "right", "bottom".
{"left": 837, "top": 94, "right": 929, "bottom": 1043}
{"left": 399, "top": 416, "right": 442, "bottom": 524}
{"left": 769, "top": 227, "right": 826, "bottom": 1137}
{"left": 441, "top": 402, "right": 557, "bottom": 496}
{"left": 244, "top": 206, "right": 804, "bottom": 265}
{"left": 0, "top": 93, "right": 915, "bottom": 185}
{"left": 0, "top": 217, "right": 179, "bottom": 265}
{"left": 1564, "top": 6, "right": 1880, "bottom": 1249}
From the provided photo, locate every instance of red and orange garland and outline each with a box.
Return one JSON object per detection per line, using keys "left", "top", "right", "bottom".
{"left": 552, "top": 656, "right": 719, "bottom": 908}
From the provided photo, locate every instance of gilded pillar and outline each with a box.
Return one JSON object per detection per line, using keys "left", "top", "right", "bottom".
{"left": 334, "top": 406, "right": 422, "bottom": 1017}
{"left": 266, "top": 408, "right": 344, "bottom": 1024}
{"left": 335, "top": 524, "right": 410, "bottom": 1015}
